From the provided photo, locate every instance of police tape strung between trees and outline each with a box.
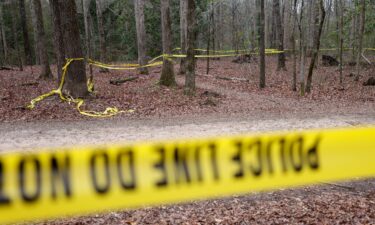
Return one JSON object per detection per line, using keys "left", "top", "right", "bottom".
{"left": 26, "top": 49, "right": 284, "bottom": 118}
{"left": 26, "top": 47, "right": 375, "bottom": 118}
{"left": 0, "top": 126, "right": 374, "bottom": 223}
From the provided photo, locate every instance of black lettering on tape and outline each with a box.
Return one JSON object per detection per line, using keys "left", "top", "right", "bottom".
{"left": 306, "top": 137, "right": 320, "bottom": 169}
{"left": 279, "top": 138, "right": 288, "bottom": 173}
{"left": 154, "top": 147, "right": 168, "bottom": 187}
{"left": 90, "top": 151, "right": 111, "bottom": 194}
{"left": 232, "top": 141, "right": 244, "bottom": 178}
{"left": 173, "top": 147, "right": 191, "bottom": 184}
{"left": 51, "top": 155, "right": 71, "bottom": 199}
{"left": 265, "top": 139, "right": 275, "bottom": 174}
{"left": 289, "top": 137, "right": 304, "bottom": 172}
{"left": 194, "top": 146, "right": 203, "bottom": 182}
{"left": 248, "top": 140, "right": 262, "bottom": 177}
{"left": 0, "top": 159, "right": 11, "bottom": 205}
{"left": 19, "top": 157, "right": 42, "bottom": 202}
{"left": 208, "top": 143, "right": 220, "bottom": 180}
{"left": 116, "top": 149, "right": 136, "bottom": 190}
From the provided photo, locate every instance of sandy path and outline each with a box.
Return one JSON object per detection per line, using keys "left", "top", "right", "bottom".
{"left": 0, "top": 114, "right": 374, "bottom": 152}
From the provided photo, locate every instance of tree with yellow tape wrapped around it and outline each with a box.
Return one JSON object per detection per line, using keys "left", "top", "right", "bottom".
{"left": 59, "top": 0, "right": 88, "bottom": 98}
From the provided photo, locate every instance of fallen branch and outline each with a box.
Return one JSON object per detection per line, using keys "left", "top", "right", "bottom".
{"left": 215, "top": 76, "right": 248, "bottom": 81}
{"left": 110, "top": 76, "right": 138, "bottom": 85}
{"left": 21, "top": 82, "right": 39, "bottom": 86}
{"left": 361, "top": 53, "right": 372, "bottom": 65}
{"left": 0, "top": 66, "right": 14, "bottom": 70}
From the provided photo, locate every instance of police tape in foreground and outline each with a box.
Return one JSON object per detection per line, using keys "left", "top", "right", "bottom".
{"left": 1, "top": 127, "right": 374, "bottom": 223}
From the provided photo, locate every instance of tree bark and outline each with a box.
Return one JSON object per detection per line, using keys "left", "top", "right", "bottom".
{"left": 355, "top": 0, "right": 365, "bottom": 81}
{"left": 305, "top": 0, "right": 325, "bottom": 93}
{"left": 273, "top": 0, "right": 286, "bottom": 70}
{"left": 257, "top": 0, "right": 266, "bottom": 88}
{"left": 50, "top": 0, "right": 66, "bottom": 83}
{"left": 184, "top": 0, "right": 196, "bottom": 95}
{"left": 33, "top": 0, "right": 52, "bottom": 79}
{"left": 159, "top": 0, "right": 176, "bottom": 86}
{"left": 0, "top": 4, "right": 8, "bottom": 64}
{"left": 291, "top": 0, "right": 297, "bottom": 91}
{"left": 298, "top": 0, "right": 305, "bottom": 96}
{"left": 95, "top": 0, "right": 108, "bottom": 72}
{"left": 29, "top": 1, "right": 40, "bottom": 65}
{"left": 179, "top": 0, "right": 187, "bottom": 74}
{"left": 59, "top": 0, "right": 88, "bottom": 97}
{"left": 336, "top": 0, "right": 344, "bottom": 85}
{"left": 19, "top": 0, "right": 33, "bottom": 65}
{"left": 134, "top": 0, "right": 148, "bottom": 74}
{"left": 11, "top": 3, "right": 23, "bottom": 71}
{"left": 82, "top": 0, "right": 93, "bottom": 82}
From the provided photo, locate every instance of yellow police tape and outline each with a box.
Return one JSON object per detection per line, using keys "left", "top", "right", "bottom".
{"left": 27, "top": 50, "right": 283, "bottom": 118}
{"left": 27, "top": 58, "right": 134, "bottom": 118}
{"left": 0, "top": 126, "right": 374, "bottom": 223}
{"left": 27, "top": 47, "right": 373, "bottom": 117}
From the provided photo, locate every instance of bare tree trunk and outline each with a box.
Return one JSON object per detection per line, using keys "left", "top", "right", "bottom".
{"left": 159, "top": 0, "right": 176, "bottom": 86}
{"left": 50, "top": 0, "right": 66, "bottom": 83}
{"left": 291, "top": 0, "right": 297, "bottom": 91}
{"left": 299, "top": 0, "right": 305, "bottom": 96}
{"left": 206, "top": 3, "right": 213, "bottom": 75}
{"left": 184, "top": 0, "right": 196, "bottom": 95}
{"left": 351, "top": 0, "right": 358, "bottom": 63}
{"left": 134, "top": 0, "right": 148, "bottom": 75}
{"left": 179, "top": 0, "right": 187, "bottom": 74}
{"left": 11, "top": 3, "right": 23, "bottom": 71}
{"left": 59, "top": 0, "right": 88, "bottom": 97}
{"left": 96, "top": 0, "right": 108, "bottom": 72}
{"left": 305, "top": 0, "right": 325, "bottom": 93}
{"left": 336, "top": 0, "right": 344, "bottom": 85}
{"left": 19, "top": 0, "right": 33, "bottom": 65}
{"left": 33, "top": 0, "right": 52, "bottom": 79}
{"left": 30, "top": 1, "right": 40, "bottom": 65}
{"left": 0, "top": 4, "right": 8, "bottom": 64}
{"left": 257, "top": 0, "right": 266, "bottom": 88}
{"left": 82, "top": 0, "right": 93, "bottom": 83}
{"left": 273, "top": 0, "right": 286, "bottom": 70}
{"left": 355, "top": 0, "right": 365, "bottom": 81}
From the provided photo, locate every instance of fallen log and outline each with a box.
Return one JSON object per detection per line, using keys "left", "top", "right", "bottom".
{"left": 0, "top": 66, "right": 14, "bottom": 70}
{"left": 110, "top": 76, "right": 138, "bottom": 85}
{"left": 215, "top": 76, "right": 248, "bottom": 81}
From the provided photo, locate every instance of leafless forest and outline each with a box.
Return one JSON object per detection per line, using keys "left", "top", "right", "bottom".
{"left": 0, "top": 0, "right": 374, "bottom": 224}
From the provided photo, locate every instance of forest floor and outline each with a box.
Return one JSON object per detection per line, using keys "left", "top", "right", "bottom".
{"left": 1, "top": 55, "right": 375, "bottom": 224}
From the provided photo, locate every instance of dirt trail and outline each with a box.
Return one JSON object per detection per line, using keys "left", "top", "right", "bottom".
{"left": 1, "top": 113, "right": 374, "bottom": 152}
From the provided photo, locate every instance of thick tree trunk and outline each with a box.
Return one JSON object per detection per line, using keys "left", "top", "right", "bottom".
{"left": 33, "top": 0, "right": 52, "bottom": 79}
{"left": 273, "top": 0, "right": 286, "bottom": 70}
{"left": 19, "top": 0, "right": 33, "bottom": 65}
{"left": 159, "top": 0, "right": 176, "bottom": 86}
{"left": 11, "top": 3, "right": 23, "bottom": 71}
{"left": 179, "top": 0, "right": 187, "bottom": 75}
{"left": 82, "top": 0, "right": 93, "bottom": 81}
{"left": 184, "top": 0, "right": 196, "bottom": 95}
{"left": 50, "top": 0, "right": 66, "bottom": 83}
{"left": 305, "top": 0, "right": 325, "bottom": 93}
{"left": 0, "top": 4, "right": 8, "bottom": 63}
{"left": 355, "top": 0, "right": 365, "bottom": 81}
{"left": 257, "top": 0, "right": 266, "bottom": 88}
{"left": 134, "top": 0, "right": 148, "bottom": 75}
{"left": 59, "top": 0, "right": 88, "bottom": 97}
{"left": 95, "top": 0, "right": 108, "bottom": 72}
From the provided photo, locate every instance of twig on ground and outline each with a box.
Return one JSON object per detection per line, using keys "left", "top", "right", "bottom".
{"left": 110, "top": 76, "right": 139, "bottom": 85}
